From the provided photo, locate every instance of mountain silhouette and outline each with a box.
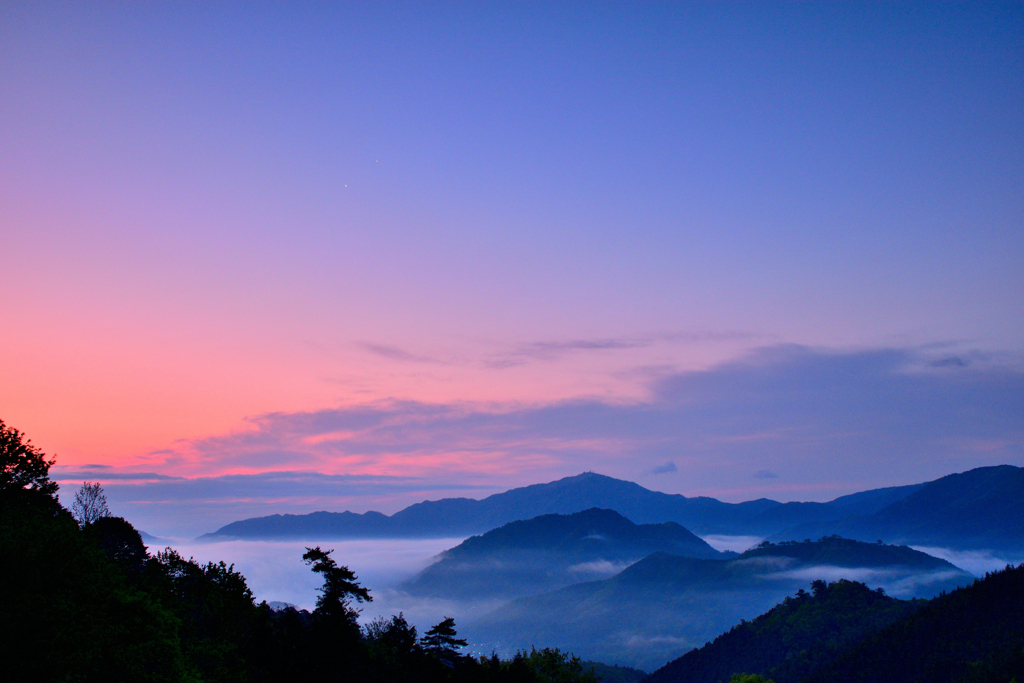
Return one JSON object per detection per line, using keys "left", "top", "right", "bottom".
{"left": 469, "top": 537, "right": 973, "bottom": 671}
{"left": 201, "top": 471, "right": 921, "bottom": 540}
{"left": 402, "top": 508, "right": 725, "bottom": 600}
{"left": 771, "top": 465, "right": 1024, "bottom": 551}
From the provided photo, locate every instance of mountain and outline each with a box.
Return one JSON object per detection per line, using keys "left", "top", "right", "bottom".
{"left": 643, "top": 579, "right": 922, "bottom": 683}
{"left": 468, "top": 537, "right": 973, "bottom": 671}
{"left": 645, "top": 562, "right": 1024, "bottom": 683}
{"left": 740, "top": 483, "right": 924, "bottom": 536}
{"left": 771, "top": 465, "right": 1024, "bottom": 551}
{"left": 201, "top": 471, "right": 922, "bottom": 540}
{"left": 402, "top": 508, "right": 727, "bottom": 601}
{"left": 802, "top": 563, "right": 1024, "bottom": 683}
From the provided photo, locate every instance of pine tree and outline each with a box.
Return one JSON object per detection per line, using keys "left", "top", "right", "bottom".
{"left": 420, "top": 616, "right": 467, "bottom": 662}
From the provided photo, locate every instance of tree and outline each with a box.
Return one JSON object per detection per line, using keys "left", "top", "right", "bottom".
{"left": 365, "top": 612, "right": 419, "bottom": 654}
{"left": 83, "top": 516, "right": 147, "bottom": 572}
{"left": 72, "top": 481, "right": 110, "bottom": 525}
{"left": 302, "top": 546, "right": 371, "bottom": 620}
{"left": 0, "top": 418, "right": 58, "bottom": 496}
{"left": 421, "top": 616, "right": 467, "bottom": 660}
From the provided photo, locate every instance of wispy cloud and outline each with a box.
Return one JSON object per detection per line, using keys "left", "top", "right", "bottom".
{"left": 483, "top": 331, "right": 758, "bottom": 369}
{"left": 484, "top": 338, "right": 650, "bottom": 369}
{"left": 109, "top": 345, "right": 1024, "bottom": 536}
{"left": 355, "top": 342, "right": 449, "bottom": 365}
{"left": 169, "top": 345, "right": 1024, "bottom": 483}
{"left": 52, "top": 468, "right": 180, "bottom": 482}
{"left": 650, "top": 461, "right": 678, "bottom": 475}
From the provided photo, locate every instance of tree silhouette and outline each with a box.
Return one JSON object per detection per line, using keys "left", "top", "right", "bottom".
{"left": 84, "top": 516, "right": 147, "bottom": 572}
{"left": 421, "top": 616, "right": 467, "bottom": 660}
{"left": 0, "top": 418, "right": 58, "bottom": 496}
{"left": 72, "top": 481, "right": 110, "bottom": 525}
{"left": 302, "top": 546, "right": 371, "bottom": 620}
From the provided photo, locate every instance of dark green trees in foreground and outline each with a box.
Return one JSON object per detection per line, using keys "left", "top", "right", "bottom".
{"left": 3, "top": 418, "right": 1023, "bottom": 683}
{"left": 647, "top": 567, "right": 1024, "bottom": 683}
{"left": 0, "top": 419, "right": 598, "bottom": 683}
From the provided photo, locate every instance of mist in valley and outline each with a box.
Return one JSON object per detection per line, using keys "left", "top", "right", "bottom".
{"left": 145, "top": 531, "right": 1009, "bottom": 671}
{"left": 157, "top": 538, "right": 501, "bottom": 631}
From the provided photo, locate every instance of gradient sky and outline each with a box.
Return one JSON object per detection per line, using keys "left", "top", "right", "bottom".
{"left": 2, "top": 2, "right": 1022, "bottom": 536}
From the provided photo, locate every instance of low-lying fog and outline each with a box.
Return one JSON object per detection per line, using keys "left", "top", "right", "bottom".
{"left": 910, "top": 546, "right": 1024, "bottom": 577}
{"left": 156, "top": 537, "right": 504, "bottom": 632}
{"left": 700, "top": 535, "right": 764, "bottom": 553}
{"left": 150, "top": 535, "right": 1023, "bottom": 641}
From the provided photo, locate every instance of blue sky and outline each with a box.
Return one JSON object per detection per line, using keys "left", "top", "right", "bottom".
{"left": 2, "top": 2, "right": 1021, "bottom": 535}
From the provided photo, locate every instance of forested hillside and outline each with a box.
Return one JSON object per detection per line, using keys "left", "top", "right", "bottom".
{"left": 646, "top": 565, "right": 1024, "bottom": 683}
{"left": 804, "top": 563, "right": 1024, "bottom": 683}
{"left": 644, "top": 579, "right": 922, "bottom": 683}
{"left": 0, "top": 419, "right": 599, "bottom": 683}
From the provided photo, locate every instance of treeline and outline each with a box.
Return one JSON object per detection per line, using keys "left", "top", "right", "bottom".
{"left": 0, "top": 420, "right": 597, "bottom": 683}
{"left": 804, "top": 561, "right": 1024, "bottom": 683}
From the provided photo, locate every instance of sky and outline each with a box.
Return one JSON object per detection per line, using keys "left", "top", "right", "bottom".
{"left": 1, "top": 2, "right": 1022, "bottom": 537}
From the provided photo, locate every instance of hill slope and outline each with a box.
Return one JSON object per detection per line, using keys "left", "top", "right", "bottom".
{"left": 402, "top": 508, "right": 725, "bottom": 600}
{"left": 803, "top": 563, "right": 1024, "bottom": 683}
{"left": 643, "top": 579, "right": 921, "bottom": 683}
{"left": 469, "top": 537, "right": 972, "bottom": 671}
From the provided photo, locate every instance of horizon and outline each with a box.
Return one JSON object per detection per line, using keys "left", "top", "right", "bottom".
{"left": 3, "top": 2, "right": 1022, "bottom": 539}
{"left": 84, "top": 463, "right": 1016, "bottom": 541}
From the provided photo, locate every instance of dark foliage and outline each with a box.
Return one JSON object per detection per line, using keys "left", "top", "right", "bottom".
{"left": 422, "top": 616, "right": 469, "bottom": 663}
{"left": 72, "top": 481, "right": 110, "bottom": 525}
{"left": 0, "top": 424, "right": 604, "bottom": 683}
{"left": 645, "top": 564, "right": 1024, "bottom": 683}
{"left": 645, "top": 579, "right": 921, "bottom": 683}
{"left": 0, "top": 487, "right": 186, "bottom": 682}
{"left": 0, "top": 418, "right": 58, "bottom": 496}
{"left": 83, "top": 515, "right": 148, "bottom": 573}
{"left": 803, "top": 563, "right": 1024, "bottom": 683}
{"left": 581, "top": 661, "right": 647, "bottom": 683}
{"left": 1, "top": 421, "right": 1020, "bottom": 683}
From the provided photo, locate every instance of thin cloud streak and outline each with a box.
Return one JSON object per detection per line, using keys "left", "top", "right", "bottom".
{"left": 147, "top": 345, "right": 1024, "bottom": 494}
{"left": 355, "top": 342, "right": 450, "bottom": 365}
{"left": 90, "top": 345, "right": 1023, "bottom": 536}
{"left": 483, "top": 331, "right": 759, "bottom": 369}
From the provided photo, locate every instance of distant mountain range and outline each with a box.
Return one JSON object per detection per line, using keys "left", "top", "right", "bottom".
{"left": 769, "top": 465, "right": 1024, "bottom": 551}
{"left": 402, "top": 508, "right": 727, "bottom": 601}
{"left": 202, "top": 471, "right": 776, "bottom": 539}
{"left": 468, "top": 537, "right": 973, "bottom": 670}
{"left": 202, "top": 465, "right": 1024, "bottom": 552}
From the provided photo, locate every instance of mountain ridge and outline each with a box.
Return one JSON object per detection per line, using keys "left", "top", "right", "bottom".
{"left": 402, "top": 507, "right": 727, "bottom": 600}
{"left": 769, "top": 465, "right": 1024, "bottom": 551}
{"left": 469, "top": 537, "right": 974, "bottom": 670}
{"left": 200, "top": 470, "right": 940, "bottom": 541}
